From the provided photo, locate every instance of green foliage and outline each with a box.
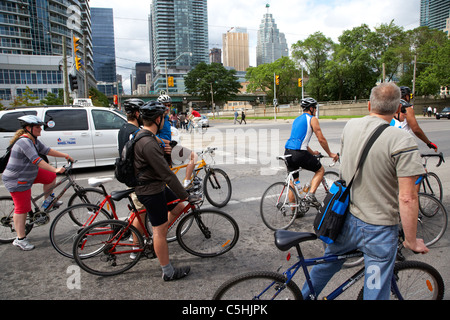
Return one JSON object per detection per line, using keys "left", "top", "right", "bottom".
{"left": 89, "top": 87, "right": 110, "bottom": 107}
{"left": 184, "top": 62, "right": 242, "bottom": 105}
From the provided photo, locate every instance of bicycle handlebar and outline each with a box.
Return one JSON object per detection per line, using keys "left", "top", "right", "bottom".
{"left": 62, "top": 159, "right": 76, "bottom": 174}
{"left": 420, "top": 152, "right": 445, "bottom": 167}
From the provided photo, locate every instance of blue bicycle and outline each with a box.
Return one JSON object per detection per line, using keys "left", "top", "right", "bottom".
{"left": 213, "top": 230, "right": 444, "bottom": 300}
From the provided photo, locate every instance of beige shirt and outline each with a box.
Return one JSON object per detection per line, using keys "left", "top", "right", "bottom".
{"left": 340, "top": 116, "right": 425, "bottom": 226}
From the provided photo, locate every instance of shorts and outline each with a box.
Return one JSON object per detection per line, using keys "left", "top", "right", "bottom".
{"left": 137, "top": 187, "right": 179, "bottom": 227}
{"left": 10, "top": 168, "right": 57, "bottom": 214}
{"left": 284, "top": 149, "right": 322, "bottom": 179}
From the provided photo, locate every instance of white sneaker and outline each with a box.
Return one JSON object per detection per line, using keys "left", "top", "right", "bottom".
{"left": 183, "top": 179, "right": 191, "bottom": 188}
{"left": 13, "top": 237, "right": 35, "bottom": 251}
{"left": 130, "top": 247, "right": 139, "bottom": 260}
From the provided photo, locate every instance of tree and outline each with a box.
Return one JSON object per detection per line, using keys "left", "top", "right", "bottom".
{"left": 41, "top": 89, "right": 66, "bottom": 105}
{"left": 246, "top": 57, "right": 302, "bottom": 104}
{"left": 88, "top": 87, "right": 109, "bottom": 107}
{"left": 291, "top": 32, "right": 335, "bottom": 101}
{"left": 184, "top": 62, "right": 242, "bottom": 106}
{"left": 10, "top": 86, "right": 42, "bottom": 108}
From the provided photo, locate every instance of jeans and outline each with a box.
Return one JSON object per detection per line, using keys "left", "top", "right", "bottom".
{"left": 302, "top": 213, "right": 398, "bottom": 300}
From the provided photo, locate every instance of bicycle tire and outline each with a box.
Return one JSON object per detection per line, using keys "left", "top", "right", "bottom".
{"left": 260, "top": 182, "right": 298, "bottom": 231}
{"left": 49, "top": 203, "right": 112, "bottom": 258}
{"left": 212, "top": 271, "right": 303, "bottom": 300}
{"left": 176, "top": 209, "right": 239, "bottom": 258}
{"left": 203, "top": 168, "right": 232, "bottom": 208}
{"left": 420, "top": 172, "right": 443, "bottom": 201}
{"left": 417, "top": 193, "right": 448, "bottom": 247}
{"left": 68, "top": 187, "right": 116, "bottom": 213}
{"left": 73, "top": 219, "right": 144, "bottom": 277}
{"left": 357, "top": 261, "right": 444, "bottom": 300}
{"left": 0, "top": 196, "right": 33, "bottom": 243}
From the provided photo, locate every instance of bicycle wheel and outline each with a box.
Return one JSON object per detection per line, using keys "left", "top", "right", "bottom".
{"left": 420, "top": 172, "right": 443, "bottom": 201}
{"left": 213, "top": 271, "right": 303, "bottom": 300}
{"left": 417, "top": 193, "right": 448, "bottom": 247}
{"left": 203, "top": 168, "right": 232, "bottom": 208}
{"left": 0, "top": 196, "right": 33, "bottom": 243}
{"left": 68, "top": 187, "right": 115, "bottom": 213}
{"left": 260, "top": 182, "right": 298, "bottom": 231}
{"left": 357, "top": 261, "right": 444, "bottom": 300}
{"left": 49, "top": 203, "right": 112, "bottom": 258}
{"left": 73, "top": 219, "right": 144, "bottom": 276}
{"left": 176, "top": 209, "right": 239, "bottom": 257}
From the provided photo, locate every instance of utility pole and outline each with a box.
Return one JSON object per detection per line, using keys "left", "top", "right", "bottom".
{"left": 62, "top": 36, "right": 70, "bottom": 105}
{"left": 273, "top": 72, "right": 277, "bottom": 121}
{"left": 412, "top": 54, "right": 417, "bottom": 100}
{"left": 83, "top": 33, "right": 88, "bottom": 98}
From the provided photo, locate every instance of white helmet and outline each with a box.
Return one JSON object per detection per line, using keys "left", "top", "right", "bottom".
{"left": 157, "top": 94, "right": 172, "bottom": 104}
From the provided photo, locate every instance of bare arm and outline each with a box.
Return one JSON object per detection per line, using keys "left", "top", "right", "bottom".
{"left": 310, "top": 117, "right": 339, "bottom": 161}
{"left": 405, "top": 108, "right": 437, "bottom": 151}
{"left": 398, "top": 176, "right": 429, "bottom": 254}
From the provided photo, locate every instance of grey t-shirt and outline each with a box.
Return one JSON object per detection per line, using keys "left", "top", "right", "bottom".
{"left": 340, "top": 116, "right": 425, "bottom": 226}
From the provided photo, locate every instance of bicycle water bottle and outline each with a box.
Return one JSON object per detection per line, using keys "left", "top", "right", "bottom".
{"left": 303, "top": 183, "right": 311, "bottom": 193}
{"left": 42, "top": 193, "right": 55, "bottom": 210}
{"left": 294, "top": 181, "right": 302, "bottom": 193}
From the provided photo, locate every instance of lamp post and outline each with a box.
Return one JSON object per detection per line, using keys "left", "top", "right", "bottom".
{"left": 165, "top": 52, "right": 192, "bottom": 93}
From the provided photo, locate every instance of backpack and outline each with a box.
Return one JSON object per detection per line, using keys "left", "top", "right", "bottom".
{"left": 0, "top": 137, "right": 26, "bottom": 173}
{"left": 114, "top": 130, "right": 153, "bottom": 187}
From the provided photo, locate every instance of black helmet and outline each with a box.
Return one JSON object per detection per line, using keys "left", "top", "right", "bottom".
{"left": 18, "top": 115, "right": 45, "bottom": 128}
{"left": 123, "top": 98, "right": 144, "bottom": 114}
{"left": 140, "top": 101, "right": 166, "bottom": 121}
{"left": 400, "top": 86, "right": 411, "bottom": 98}
{"left": 301, "top": 98, "right": 317, "bottom": 110}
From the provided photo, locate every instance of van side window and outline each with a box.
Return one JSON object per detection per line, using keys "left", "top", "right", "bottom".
{"left": 44, "top": 109, "right": 88, "bottom": 131}
{"left": 92, "top": 109, "right": 126, "bottom": 130}
{"left": 0, "top": 111, "right": 37, "bottom": 132}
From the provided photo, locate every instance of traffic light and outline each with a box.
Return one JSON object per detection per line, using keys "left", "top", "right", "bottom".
{"left": 69, "top": 74, "right": 78, "bottom": 91}
{"left": 298, "top": 78, "right": 303, "bottom": 87}
{"left": 168, "top": 76, "right": 174, "bottom": 87}
{"left": 275, "top": 75, "right": 280, "bottom": 85}
{"left": 73, "top": 36, "right": 81, "bottom": 71}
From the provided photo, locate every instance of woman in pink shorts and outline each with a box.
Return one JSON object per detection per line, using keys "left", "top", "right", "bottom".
{"left": 2, "top": 115, "right": 73, "bottom": 251}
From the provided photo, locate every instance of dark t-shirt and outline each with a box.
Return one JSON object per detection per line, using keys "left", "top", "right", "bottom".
{"left": 118, "top": 122, "right": 140, "bottom": 155}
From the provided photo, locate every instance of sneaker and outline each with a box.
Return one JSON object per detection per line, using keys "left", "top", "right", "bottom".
{"left": 130, "top": 247, "right": 139, "bottom": 260}
{"left": 13, "top": 237, "right": 35, "bottom": 251}
{"left": 163, "top": 266, "right": 191, "bottom": 281}
{"left": 52, "top": 200, "right": 63, "bottom": 209}
{"left": 183, "top": 179, "right": 191, "bottom": 188}
{"left": 305, "top": 194, "right": 320, "bottom": 207}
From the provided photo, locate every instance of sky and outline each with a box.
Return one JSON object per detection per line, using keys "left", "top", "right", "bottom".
{"left": 89, "top": 0, "right": 421, "bottom": 94}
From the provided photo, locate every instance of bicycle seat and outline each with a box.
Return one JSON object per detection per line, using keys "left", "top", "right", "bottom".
{"left": 88, "top": 177, "right": 113, "bottom": 188}
{"left": 276, "top": 155, "right": 292, "bottom": 161}
{"left": 111, "top": 189, "right": 135, "bottom": 201}
{"left": 274, "top": 230, "right": 317, "bottom": 251}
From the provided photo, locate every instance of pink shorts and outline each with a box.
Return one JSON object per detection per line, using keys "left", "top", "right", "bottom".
{"left": 10, "top": 168, "right": 56, "bottom": 214}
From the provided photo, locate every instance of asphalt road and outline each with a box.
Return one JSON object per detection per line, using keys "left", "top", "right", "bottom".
{"left": 0, "top": 117, "right": 449, "bottom": 305}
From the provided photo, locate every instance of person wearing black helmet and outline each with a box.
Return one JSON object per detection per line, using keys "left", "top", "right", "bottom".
{"left": 2, "top": 115, "right": 73, "bottom": 251}
{"left": 118, "top": 98, "right": 145, "bottom": 153}
{"left": 395, "top": 86, "right": 437, "bottom": 151}
{"left": 284, "top": 98, "right": 339, "bottom": 207}
{"left": 133, "top": 101, "right": 192, "bottom": 281}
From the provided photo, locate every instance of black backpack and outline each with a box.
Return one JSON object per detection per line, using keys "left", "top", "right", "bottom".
{"left": 0, "top": 137, "right": 26, "bottom": 173}
{"left": 114, "top": 130, "right": 153, "bottom": 187}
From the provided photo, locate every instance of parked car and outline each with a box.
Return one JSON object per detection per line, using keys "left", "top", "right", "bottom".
{"left": 199, "top": 115, "right": 210, "bottom": 127}
{"left": 435, "top": 107, "right": 450, "bottom": 119}
{"left": 0, "top": 104, "right": 127, "bottom": 169}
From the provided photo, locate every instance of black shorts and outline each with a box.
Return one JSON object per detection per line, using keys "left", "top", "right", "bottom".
{"left": 137, "top": 187, "right": 179, "bottom": 227}
{"left": 284, "top": 149, "right": 322, "bottom": 179}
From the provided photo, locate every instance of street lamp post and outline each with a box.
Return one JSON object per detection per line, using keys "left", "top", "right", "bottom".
{"left": 165, "top": 52, "right": 192, "bottom": 93}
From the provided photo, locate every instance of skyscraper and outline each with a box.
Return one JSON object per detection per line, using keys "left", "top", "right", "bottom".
{"left": 91, "top": 7, "right": 118, "bottom": 96}
{"left": 223, "top": 27, "right": 249, "bottom": 72}
{"left": 256, "top": 4, "right": 289, "bottom": 66}
{"left": 420, "top": 0, "right": 450, "bottom": 31}
{"left": 149, "top": 0, "right": 209, "bottom": 94}
{"left": 0, "top": 0, "right": 95, "bottom": 106}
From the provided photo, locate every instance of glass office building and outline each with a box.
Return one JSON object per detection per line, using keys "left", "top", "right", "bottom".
{"left": 91, "top": 7, "right": 117, "bottom": 96}
{"left": 0, "top": 0, "right": 95, "bottom": 106}
{"left": 149, "top": 0, "right": 209, "bottom": 94}
{"left": 420, "top": 0, "right": 450, "bottom": 31}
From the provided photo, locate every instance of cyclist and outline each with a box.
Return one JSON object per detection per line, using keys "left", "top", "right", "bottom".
{"left": 391, "top": 86, "right": 437, "bottom": 151}
{"left": 2, "top": 115, "right": 73, "bottom": 250}
{"left": 133, "top": 101, "right": 192, "bottom": 281}
{"left": 117, "top": 99, "right": 147, "bottom": 245}
{"left": 302, "top": 83, "right": 428, "bottom": 300}
{"left": 284, "top": 98, "right": 339, "bottom": 206}
{"left": 157, "top": 94, "right": 198, "bottom": 188}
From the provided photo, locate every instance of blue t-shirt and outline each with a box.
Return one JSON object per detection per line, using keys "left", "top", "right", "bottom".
{"left": 285, "top": 113, "right": 314, "bottom": 151}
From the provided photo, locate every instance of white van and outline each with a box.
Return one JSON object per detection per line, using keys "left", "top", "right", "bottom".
{"left": 0, "top": 105, "right": 127, "bottom": 169}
